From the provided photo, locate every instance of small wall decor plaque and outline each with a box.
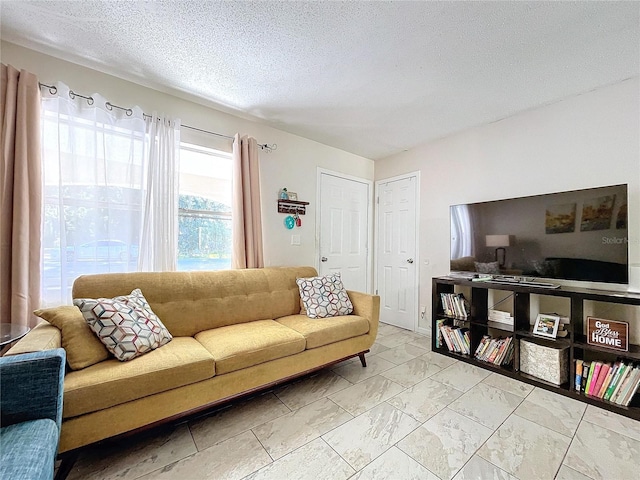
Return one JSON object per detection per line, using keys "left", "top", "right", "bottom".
{"left": 587, "top": 316, "right": 628, "bottom": 351}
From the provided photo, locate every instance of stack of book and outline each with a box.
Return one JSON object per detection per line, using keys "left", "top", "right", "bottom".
{"left": 474, "top": 335, "right": 514, "bottom": 366}
{"left": 488, "top": 309, "right": 513, "bottom": 326}
{"left": 438, "top": 322, "right": 471, "bottom": 355}
{"left": 575, "top": 360, "right": 640, "bottom": 406}
{"left": 552, "top": 313, "right": 570, "bottom": 338}
{"left": 440, "top": 293, "right": 470, "bottom": 318}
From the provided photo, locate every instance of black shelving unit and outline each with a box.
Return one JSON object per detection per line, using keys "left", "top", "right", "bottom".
{"left": 432, "top": 276, "right": 640, "bottom": 420}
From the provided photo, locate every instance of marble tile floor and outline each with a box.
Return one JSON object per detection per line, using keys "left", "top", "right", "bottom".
{"left": 66, "top": 322, "right": 640, "bottom": 480}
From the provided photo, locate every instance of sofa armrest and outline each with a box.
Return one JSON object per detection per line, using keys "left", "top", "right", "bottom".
{"left": 4, "top": 321, "right": 61, "bottom": 357}
{"left": 347, "top": 290, "right": 380, "bottom": 340}
{"left": 0, "top": 348, "right": 66, "bottom": 431}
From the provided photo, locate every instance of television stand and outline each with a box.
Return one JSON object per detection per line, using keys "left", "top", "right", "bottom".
{"left": 432, "top": 276, "right": 640, "bottom": 421}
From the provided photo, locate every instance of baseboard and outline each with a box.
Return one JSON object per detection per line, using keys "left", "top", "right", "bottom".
{"left": 417, "top": 326, "right": 431, "bottom": 337}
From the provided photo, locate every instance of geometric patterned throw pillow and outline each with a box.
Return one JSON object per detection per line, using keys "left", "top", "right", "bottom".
{"left": 296, "top": 273, "right": 354, "bottom": 319}
{"left": 73, "top": 288, "right": 172, "bottom": 361}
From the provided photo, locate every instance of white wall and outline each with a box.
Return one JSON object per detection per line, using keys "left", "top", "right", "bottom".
{"left": 375, "top": 78, "right": 640, "bottom": 330}
{"left": 1, "top": 41, "right": 374, "bottom": 269}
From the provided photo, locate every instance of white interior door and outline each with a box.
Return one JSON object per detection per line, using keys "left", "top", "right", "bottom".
{"left": 318, "top": 172, "right": 371, "bottom": 292}
{"left": 376, "top": 175, "right": 418, "bottom": 330}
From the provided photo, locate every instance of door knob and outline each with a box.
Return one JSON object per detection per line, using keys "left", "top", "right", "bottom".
{"left": 321, "top": 257, "right": 328, "bottom": 262}
{"left": 407, "top": 258, "right": 414, "bottom": 264}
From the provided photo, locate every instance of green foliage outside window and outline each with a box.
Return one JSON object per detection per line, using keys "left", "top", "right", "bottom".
{"left": 178, "top": 194, "right": 231, "bottom": 260}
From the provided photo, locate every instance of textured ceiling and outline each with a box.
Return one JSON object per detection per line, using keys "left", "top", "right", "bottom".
{"left": 1, "top": 1, "right": 639, "bottom": 159}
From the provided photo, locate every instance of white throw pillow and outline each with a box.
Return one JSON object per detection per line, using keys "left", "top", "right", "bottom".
{"left": 296, "top": 273, "right": 354, "bottom": 319}
{"left": 74, "top": 288, "right": 172, "bottom": 361}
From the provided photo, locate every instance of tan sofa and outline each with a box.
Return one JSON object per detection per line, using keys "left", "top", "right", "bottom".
{"left": 8, "top": 266, "right": 380, "bottom": 454}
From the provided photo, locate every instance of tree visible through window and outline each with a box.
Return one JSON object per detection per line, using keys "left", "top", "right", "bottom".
{"left": 178, "top": 143, "right": 232, "bottom": 271}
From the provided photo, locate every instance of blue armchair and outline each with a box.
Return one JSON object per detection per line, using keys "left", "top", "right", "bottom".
{"left": 0, "top": 348, "right": 66, "bottom": 480}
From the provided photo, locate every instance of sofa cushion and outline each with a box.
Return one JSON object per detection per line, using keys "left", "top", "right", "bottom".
{"left": 74, "top": 289, "right": 172, "bottom": 361}
{"left": 34, "top": 306, "right": 109, "bottom": 370}
{"left": 72, "top": 267, "right": 319, "bottom": 337}
{"left": 296, "top": 273, "right": 354, "bottom": 318}
{"left": 0, "top": 419, "right": 58, "bottom": 480}
{"left": 63, "top": 337, "right": 214, "bottom": 418}
{"left": 195, "top": 320, "right": 306, "bottom": 375}
{"left": 276, "top": 314, "right": 370, "bottom": 349}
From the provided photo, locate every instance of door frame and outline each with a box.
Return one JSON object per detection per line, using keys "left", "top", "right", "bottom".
{"left": 374, "top": 171, "right": 421, "bottom": 332}
{"left": 316, "top": 168, "right": 374, "bottom": 293}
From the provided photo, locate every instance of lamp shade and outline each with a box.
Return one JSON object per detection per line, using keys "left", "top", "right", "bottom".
{"left": 485, "top": 235, "right": 511, "bottom": 248}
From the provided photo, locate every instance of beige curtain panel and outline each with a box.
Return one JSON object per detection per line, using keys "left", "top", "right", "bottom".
{"left": 0, "top": 64, "right": 42, "bottom": 327}
{"left": 232, "top": 134, "right": 264, "bottom": 269}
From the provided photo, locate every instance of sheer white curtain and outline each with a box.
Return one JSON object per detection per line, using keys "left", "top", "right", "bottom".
{"left": 40, "top": 83, "right": 146, "bottom": 305}
{"left": 138, "top": 113, "right": 180, "bottom": 271}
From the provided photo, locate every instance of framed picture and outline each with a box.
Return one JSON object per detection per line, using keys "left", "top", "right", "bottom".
{"left": 287, "top": 192, "right": 298, "bottom": 201}
{"left": 580, "top": 195, "right": 615, "bottom": 231}
{"left": 545, "top": 203, "right": 576, "bottom": 234}
{"left": 533, "top": 313, "right": 560, "bottom": 338}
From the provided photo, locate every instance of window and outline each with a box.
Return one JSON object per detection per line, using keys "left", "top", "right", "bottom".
{"left": 178, "top": 143, "right": 232, "bottom": 271}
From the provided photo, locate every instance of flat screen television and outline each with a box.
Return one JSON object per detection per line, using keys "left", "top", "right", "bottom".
{"left": 450, "top": 184, "right": 629, "bottom": 285}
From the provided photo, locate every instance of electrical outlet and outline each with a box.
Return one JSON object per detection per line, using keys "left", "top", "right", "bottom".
{"left": 420, "top": 306, "right": 427, "bottom": 319}
{"left": 291, "top": 234, "right": 301, "bottom": 246}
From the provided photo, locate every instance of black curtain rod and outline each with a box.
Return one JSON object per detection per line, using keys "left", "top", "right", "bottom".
{"left": 38, "top": 82, "right": 277, "bottom": 152}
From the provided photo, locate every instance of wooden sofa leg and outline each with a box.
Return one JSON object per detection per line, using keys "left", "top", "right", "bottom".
{"left": 359, "top": 352, "right": 367, "bottom": 367}
{"left": 55, "top": 451, "right": 79, "bottom": 480}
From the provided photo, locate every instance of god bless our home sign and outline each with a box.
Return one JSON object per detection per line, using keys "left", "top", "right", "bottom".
{"left": 587, "top": 317, "right": 628, "bottom": 352}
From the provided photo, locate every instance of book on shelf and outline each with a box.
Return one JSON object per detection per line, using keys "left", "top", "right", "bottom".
{"left": 610, "top": 364, "right": 632, "bottom": 402}
{"left": 555, "top": 324, "right": 569, "bottom": 338}
{"left": 475, "top": 335, "right": 491, "bottom": 357}
{"left": 440, "top": 293, "right": 470, "bottom": 318}
{"left": 591, "top": 363, "right": 610, "bottom": 397}
{"left": 581, "top": 362, "right": 590, "bottom": 393}
{"left": 616, "top": 368, "right": 638, "bottom": 405}
{"left": 621, "top": 369, "right": 640, "bottom": 406}
{"left": 488, "top": 309, "right": 513, "bottom": 325}
{"left": 612, "top": 369, "right": 633, "bottom": 404}
{"left": 575, "top": 359, "right": 640, "bottom": 406}
{"left": 435, "top": 319, "right": 446, "bottom": 348}
{"left": 604, "top": 363, "right": 626, "bottom": 401}
{"left": 450, "top": 327, "right": 463, "bottom": 352}
{"left": 575, "top": 359, "right": 583, "bottom": 391}
{"left": 474, "top": 335, "right": 513, "bottom": 366}
{"left": 439, "top": 324, "right": 455, "bottom": 351}
{"left": 439, "top": 324, "right": 471, "bottom": 355}
{"left": 597, "top": 364, "right": 616, "bottom": 398}
{"left": 611, "top": 365, "right": 633, "bottom": 403}
{"left": 585, "top": 361, "right": 597, "bottom": 394}
{"left": 587, "top": 362, "right": 601, "bottom": 396}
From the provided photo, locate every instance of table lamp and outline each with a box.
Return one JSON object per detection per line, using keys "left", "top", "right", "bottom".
{"left": 486, "top": 234, "right": 511, "bottom": 268}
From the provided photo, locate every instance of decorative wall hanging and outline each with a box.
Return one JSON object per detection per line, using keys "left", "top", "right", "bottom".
{"left": 580, "top": 195, "right": 615, "bottom": 231}
{"left": 545, "top": 203, "right": 576, "bottom": 234}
